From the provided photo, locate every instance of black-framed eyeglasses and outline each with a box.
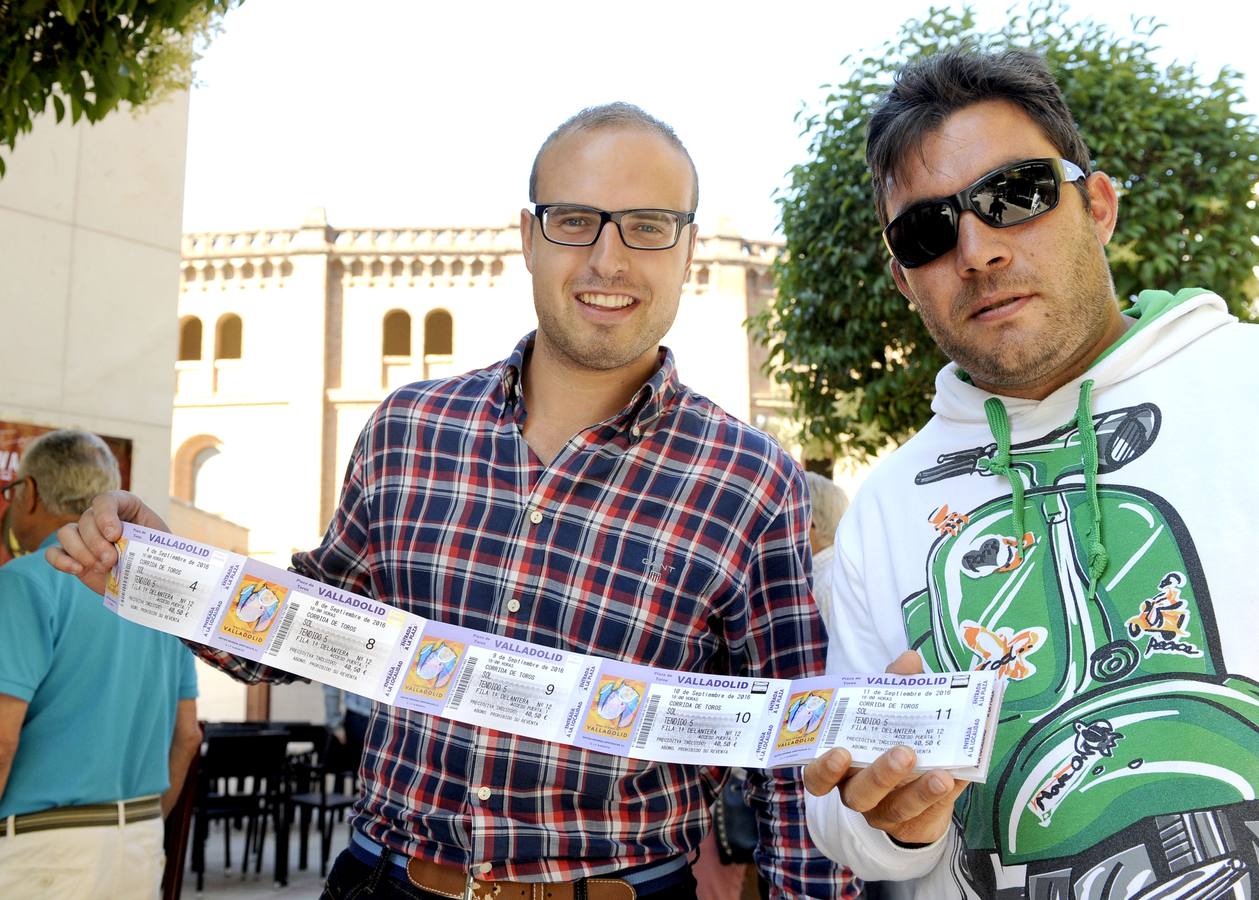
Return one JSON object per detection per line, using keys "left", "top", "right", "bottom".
{"left": 0, "top": 476, "right": 30, "bottom": 502}
{"left": 883, "top": 157, "right": 1087, "bottom": 269}
{"left": 534, "top": 204, "right": 695, "bottom": 251}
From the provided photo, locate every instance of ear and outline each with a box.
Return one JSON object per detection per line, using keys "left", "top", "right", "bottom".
{"left": 18, "top": 478, "right": 38, "bottom": 515}
{"left": 519, "top": 208, "right": 535, "bottom": 274}
{"left": 1083, "top": 171, "right": 1119, "bottom": 245}
{"left": 889, "top": 258, "right": 916, "bottom": 305}
{"left": 680, "top": 223, "right": 698, "bottom": 281}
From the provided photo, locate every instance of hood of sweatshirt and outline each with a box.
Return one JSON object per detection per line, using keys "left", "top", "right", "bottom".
{"left": 924, "top": 288, "right": 1237, "bottom": 601}
{"left": 930, "top": 288, "right": 1236, "bottom": 426}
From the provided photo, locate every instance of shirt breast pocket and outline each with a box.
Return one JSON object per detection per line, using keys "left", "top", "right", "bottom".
{"left": 552, "top": 533, "right": 728, "bottom": 671}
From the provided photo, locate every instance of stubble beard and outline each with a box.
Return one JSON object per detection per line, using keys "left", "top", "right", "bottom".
{"left": 923, "top": 230, "right": 1117, "bottom": 392}
{"left": 533, "top": 282, "right": 670, "bottom": 374}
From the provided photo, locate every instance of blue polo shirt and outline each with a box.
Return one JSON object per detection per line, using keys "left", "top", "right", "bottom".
{"left": 0, "top": 534, "right": 197, "bottom": 817}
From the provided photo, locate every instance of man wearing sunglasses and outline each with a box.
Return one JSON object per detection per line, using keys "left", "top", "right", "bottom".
{"left": 51, "top": 104, "right": 854, "bottom": 899}
{"left": 802, "top": 49, "right": 1259, "bottom": 899}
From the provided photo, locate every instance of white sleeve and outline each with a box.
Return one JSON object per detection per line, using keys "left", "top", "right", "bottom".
{"left": 804, "top": 511, "right": 949, "bottom": 880}
{"left": 806, "top": 787, "right": 947, "bottom": 881}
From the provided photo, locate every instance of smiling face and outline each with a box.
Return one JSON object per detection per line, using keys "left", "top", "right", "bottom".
{"left": 521, "top": 126, "right": 696, "bottom": 376}
{"left": 887, "top": 100, "right": 1126, "bottom": 399}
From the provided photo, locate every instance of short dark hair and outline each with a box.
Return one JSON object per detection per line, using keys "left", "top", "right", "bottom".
{"left": 866, "top": 48, "right": 1091, "bottom": 224}
{"left": 528, "top": 102, "right": 699, "bottom": 210}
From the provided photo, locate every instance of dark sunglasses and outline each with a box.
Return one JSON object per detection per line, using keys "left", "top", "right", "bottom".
{"left": 883, "top": 157, "right": 1087, "bottom": 269}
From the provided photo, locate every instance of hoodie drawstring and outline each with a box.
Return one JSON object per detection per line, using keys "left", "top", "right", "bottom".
{"left": 976, "top": 397, "right": 1024, "bottom": 543}
{"left": 975, "top": 383, "right": 1108, "bottom": 601}
{"left": 1075, "top": 379, "right": 1108, "bottom": 599}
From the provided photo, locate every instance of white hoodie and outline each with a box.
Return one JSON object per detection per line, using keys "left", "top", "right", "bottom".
{"left": 807, "top": 290, "right": 1259, "bottom": 900}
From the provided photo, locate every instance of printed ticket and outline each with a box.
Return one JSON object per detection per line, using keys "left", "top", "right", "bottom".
{"left": 105, "top": 524, "right": 1004, "bottom": 778}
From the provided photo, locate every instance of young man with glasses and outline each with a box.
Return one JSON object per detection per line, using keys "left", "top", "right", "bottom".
{"left": 802, "top": 49, "right": 1259, "bottom": 899}
{"left": 51, "top": 104, "right": 855, "bottom": 899}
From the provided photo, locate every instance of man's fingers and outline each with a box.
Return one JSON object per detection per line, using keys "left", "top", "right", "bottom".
{"left": 47, "top": 526, "right": 110, "bottom": 594}
{"left": 88, "top": 492, "right": 127, "bottom": 545}
{"left": 49, "top": 526, "right": 90, "bottom": 574}
{"left": 885, "top": 651, "right": 923, "bottom": 676}
{"left": 802, "top": 747, "right": 853, "bottom": 796}
{"left": 867, "top": 771, "right": 957, "bottom": 829}
{"left": 840, "top": 745, "right": 916, "bottom": 812}
{"left": 74, "top": 490, "right": 171, "bottom": 564}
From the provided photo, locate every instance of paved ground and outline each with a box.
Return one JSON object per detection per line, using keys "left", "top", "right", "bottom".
{"left": 182, "top": 817, "right": 350, "bottom": 898}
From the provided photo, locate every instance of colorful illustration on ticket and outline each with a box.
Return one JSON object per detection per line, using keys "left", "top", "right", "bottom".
{"left": 218, "top": 576, "right": 287, "bottom": 645}
{"left": 106, "top": 537, "right": 129, "bottom": 596}
{"left": 775, "top": 689, "right": 833, "bottom": 750}
{"left": 402, "top": 638, "right": 466, "bottom": 700}
{"left": 582, "top": 677, "right": 646, "bottom": 740}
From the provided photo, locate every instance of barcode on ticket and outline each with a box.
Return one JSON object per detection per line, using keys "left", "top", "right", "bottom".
{"left": 823, "top": 696, "right": 851, "bottom": 745}
{"left": 633, "top": 695, "right": 663, "bottom": 749}
{"left": 447, "top": 658, "right": 479, "bottom": 709}
{"left": 265, "top": 602, "right": 301, "bottom": 656}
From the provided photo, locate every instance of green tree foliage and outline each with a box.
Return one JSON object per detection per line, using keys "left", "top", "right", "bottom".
{"left": 755, "top": 2, "right": 1259, "bottom": 461}
{"left": 0, "top": 0, "right": 235, "bottom": 176}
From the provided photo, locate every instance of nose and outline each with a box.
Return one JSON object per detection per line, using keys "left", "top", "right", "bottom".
{"left": 954, "top": 210, "right": 1012, "bottom": 275}
{"left": 586, "top": 218, "right": 630, "bottom": 277}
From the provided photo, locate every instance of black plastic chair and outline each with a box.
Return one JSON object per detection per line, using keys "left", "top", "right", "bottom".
{"left": 286, "top": 728, "right": 360, "bottom": 876}
{"left": 189, "top": 729, "right": 291, "bottom": 890}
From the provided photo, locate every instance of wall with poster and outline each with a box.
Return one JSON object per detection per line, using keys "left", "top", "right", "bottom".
{"left": 0, "top": 89, "right": 190, "bottom": 532}
{"left": 0, "top": 421, "right": 133, "bottom": 565}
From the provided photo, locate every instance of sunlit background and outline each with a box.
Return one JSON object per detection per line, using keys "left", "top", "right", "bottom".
{"left": 183, "top": 0, "right": 1257, "bottom": 240}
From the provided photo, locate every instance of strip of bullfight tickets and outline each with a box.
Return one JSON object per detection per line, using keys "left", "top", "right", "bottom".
{"left": 104, "top": 524, "right": 1004, "bottom": 778}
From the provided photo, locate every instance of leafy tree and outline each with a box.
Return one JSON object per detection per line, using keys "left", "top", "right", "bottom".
{"left": 755, "top": 1, "right": 1259, "bottom": 461}
{"left": 0, "top": 0, "right": 235, "bottom": 176}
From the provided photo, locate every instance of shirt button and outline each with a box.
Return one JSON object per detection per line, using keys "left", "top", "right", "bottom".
{"left": 506, "top": 598, "right": 521, "bottom": 613}
{"left": 476, "top": 786, "right": 492, "bottom": 802}
{"left": 475, "top": 862, "right": 493, "bottom": 875}
{"left": 528, "top": 509, "right": 543, "bottom": 525}
{"left": 631, "top": 425, "right": 641, "bottom": 438}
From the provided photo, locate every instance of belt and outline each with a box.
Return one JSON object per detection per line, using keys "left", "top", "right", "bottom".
{"left": 1, "top": 796, "right": 162, "bottom": 837}
{"left": 350, "top": 829, "right": 690, "bottom": 900}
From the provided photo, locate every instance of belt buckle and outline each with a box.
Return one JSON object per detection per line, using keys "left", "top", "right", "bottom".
{"left": 464, "top": 871, "right": 501, "bottom": 900}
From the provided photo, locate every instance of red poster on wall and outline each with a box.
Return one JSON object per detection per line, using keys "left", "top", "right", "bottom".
{"left": 0, "top": 422, "right": 133, "bottom": 566}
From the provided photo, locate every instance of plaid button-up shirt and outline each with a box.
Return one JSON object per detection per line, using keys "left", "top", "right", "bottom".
{"left": 193, "top": 334, "right": 856, "bottom": 898}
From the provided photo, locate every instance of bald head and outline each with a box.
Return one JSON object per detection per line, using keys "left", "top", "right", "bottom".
{"left": 529, "top": 102, "right": 699, "bottom": 211}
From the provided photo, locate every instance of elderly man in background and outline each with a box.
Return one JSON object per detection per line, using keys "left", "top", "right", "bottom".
{"left": 0, "top": 430, "right": 200, "bottom": 900}
{"left": 804, "top": 471, "right": 849, "bottom": 640}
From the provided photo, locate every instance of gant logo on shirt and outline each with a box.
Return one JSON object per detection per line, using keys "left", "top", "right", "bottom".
{"left": 642, "top": 551, "right": 676, "bottom": 583}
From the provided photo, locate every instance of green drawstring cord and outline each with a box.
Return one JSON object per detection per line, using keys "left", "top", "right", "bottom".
{"left": 975, "top": 383, "right": 1108, "bottom": 601}
{"left": 1075, "top": 379, "right": 1108, "bottom": 599}
{"left": 976, "top": 397, "right": 1025, "bottom": 543}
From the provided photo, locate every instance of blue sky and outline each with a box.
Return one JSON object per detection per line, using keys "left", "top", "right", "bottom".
{"left": 182, "top": 0, "right": 1257, "bottom": 239}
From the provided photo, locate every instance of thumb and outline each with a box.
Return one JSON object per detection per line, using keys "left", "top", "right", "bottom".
{"left": 802, "top": 747, "right": 852, "bottom": 797}
{"left": 886, "top": 651, "right": 923, "bottom": 676}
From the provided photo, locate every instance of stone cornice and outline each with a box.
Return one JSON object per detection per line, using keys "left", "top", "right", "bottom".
{"left": 180, "top": 224, "right": 782, "bottom": 292}
{"left": 183, "top": 224, "right": 781, "bottom": 264}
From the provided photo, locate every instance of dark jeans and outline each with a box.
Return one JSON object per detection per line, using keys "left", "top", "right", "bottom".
{"left": 320, "top": 847, "right": 698, "bottom": 900}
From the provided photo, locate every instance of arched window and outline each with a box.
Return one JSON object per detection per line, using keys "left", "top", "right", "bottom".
{"left": 179, "top": 317, "right": 203, "bottom": 361}
{"left": 382, "top": 310, "right": 412, "bottom": 357}
{"left": 216, "top": 314, "right": 242, "bottom": 360}
{"left": 424, "top": 310, "right": 453, "bottom": 356}
{"left": 172, "top": 434, "right": 222, "bottom": 503}
{"left": 190, "top": 445, "right": 224, "bottom": 510}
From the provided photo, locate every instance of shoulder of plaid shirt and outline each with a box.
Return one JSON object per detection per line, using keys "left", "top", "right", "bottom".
{"left": 188, "top": 332, "right": 859, "bottom": 899}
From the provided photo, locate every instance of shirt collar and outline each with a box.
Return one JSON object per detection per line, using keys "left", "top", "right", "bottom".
{"left": 617, "top": 346, "right": 679, "bottom": 436}
{"left": 499, "top": 332, "right": 681, "bottom": 437}
{"left": 500, "top": 333, "right": 530, "bottom": 408}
